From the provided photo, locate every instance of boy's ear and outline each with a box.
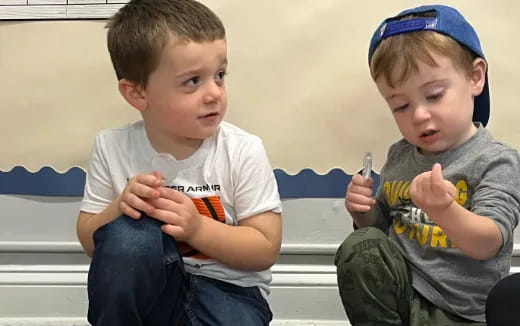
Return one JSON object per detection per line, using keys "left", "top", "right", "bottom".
{"left": 118, "top": 79, "right": 148, "bottom": 112}
{"left": 471, "top": 58, "right": 487, "bottom": 97}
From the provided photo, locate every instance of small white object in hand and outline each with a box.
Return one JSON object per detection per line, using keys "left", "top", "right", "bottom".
{"left": 362, "top": 152, "right": 373, "bottom": 180}
{"left": 151, "top": 153, "right": 178, "bottom": 184}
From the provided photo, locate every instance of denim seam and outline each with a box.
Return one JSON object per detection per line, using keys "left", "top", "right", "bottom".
{"left": 183, "top": 274, "right": 199, "bottom": 326}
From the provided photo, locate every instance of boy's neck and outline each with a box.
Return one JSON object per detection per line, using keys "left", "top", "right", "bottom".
{"left": 144, "top": 125, "right": 204, "bottom": 161}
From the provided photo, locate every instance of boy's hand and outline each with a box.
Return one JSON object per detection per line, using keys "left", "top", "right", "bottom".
{"left": 119, "top": 171, "right": 162, "bottom": 219}
{"left": 148, "top": 188, "right": 203, "bottom": 242}
{"left": 345, "top": 174, "right": 376, "bottom": 213}
{"left": 410, "top": 163, "right": 456, "bottom": 215}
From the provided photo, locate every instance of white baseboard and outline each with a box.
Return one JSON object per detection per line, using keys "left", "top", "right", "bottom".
{"left": 0, "top": 263, "right": 347, "bottom": 322}
{"left": 0, "top": 319, "right": 87, "bottom": 326}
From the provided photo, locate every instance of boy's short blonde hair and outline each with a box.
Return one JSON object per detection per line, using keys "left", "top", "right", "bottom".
{"left": 370, "top": 16, "right": 476, "bottom": 88}
{"left": 106, "top": 0, "right": 225, "bottom": 87}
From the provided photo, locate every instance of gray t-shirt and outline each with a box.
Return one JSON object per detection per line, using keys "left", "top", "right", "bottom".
{"left": 373, "top": 124, "right": 520, "bottom": 322}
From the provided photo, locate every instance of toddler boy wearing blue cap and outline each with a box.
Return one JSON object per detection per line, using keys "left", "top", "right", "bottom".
{"left": 335, "top": 5, "right": 520, "bottom": 325}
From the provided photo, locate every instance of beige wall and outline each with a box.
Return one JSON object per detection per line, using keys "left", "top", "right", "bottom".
{"left": 1, "top": 0, "right": 519, "bottom": 174}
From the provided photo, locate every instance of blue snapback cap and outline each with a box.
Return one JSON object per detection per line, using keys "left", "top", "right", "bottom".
{"left": 368, "top": 5, "right": 490, "bottom": 127}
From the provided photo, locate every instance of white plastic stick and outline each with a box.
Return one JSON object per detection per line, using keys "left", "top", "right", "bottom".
{"left": 362, "top": 152, "right": 373, "bottom": 180}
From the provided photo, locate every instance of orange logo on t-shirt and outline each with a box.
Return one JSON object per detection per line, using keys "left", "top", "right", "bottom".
{"left": 177, "top": 196, "right": 226, "bottom": 260}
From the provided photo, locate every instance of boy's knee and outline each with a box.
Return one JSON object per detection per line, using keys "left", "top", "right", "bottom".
{"left": 335, "top": 227, "right": 387, "bottom": 265}
{"left": 334, "top": 227, "right": 393, "bottom": 285}
{"left": 93, "top": 215, "right": 164, "bottom": 260}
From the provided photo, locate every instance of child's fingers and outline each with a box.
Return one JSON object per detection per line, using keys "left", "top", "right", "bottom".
{"left": 411, "top": 171, "right": 429, "bottom": 196}
{"left": 430, "top": 163, "right": 445, "bottom": 194}
{"left": 152, "top": 170, "right": 163, "bottom": 182}
{"left": 128, "top": 182, "right": 160, "bottom": 199}
{"left": 161, "top": 224, "right": 184, "bottom": 239}
{"left": 348, "top": 180, "right": 374, "bottom": 198}
{"left": 346, "top": 192, "right": 376, "bottom": 212}
{"left": 132, "top": 173, "right": 162, "bottom": 188}
{"left": 351, "top": 174, "right": 373, "bottom": 187}
{"left": 346, "top": 192, "right": 376, "bottom": 206}
{"left": 410, "top": 174, "right": 420, "bottom": 199}
{"left": 121, "top": 192, "right": 155, "bottom": 215}
{"left": 444, "top": 180, "right": 457, "bottom": 199}
{"left": 150, "top": 208, "right": 182, "bottom": 226}
{"left": 346, "top": 201, "right": 373, "bottom": 213}
{"left": 158, "top": 187, "right": 188, "bottom": 203}
{"left": 148, "top": 197, "right": 182, "bottom": 213}
{"left": 120, "top": 200, "right": 142, "bottom": 219}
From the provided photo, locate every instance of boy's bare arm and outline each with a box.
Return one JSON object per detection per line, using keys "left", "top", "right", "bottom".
{"left": 191, "top": 212, "right": 282, "bottom": 271}
{"left": 77, "top": 200, "right": 122, "bottom": 257}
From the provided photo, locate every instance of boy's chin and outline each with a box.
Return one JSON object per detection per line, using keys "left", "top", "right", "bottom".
{"left": 194, "top": 126, "right": 220, "bottom": 139}
{"left": 416, "top": 144, "right": 450, "bottom": 156}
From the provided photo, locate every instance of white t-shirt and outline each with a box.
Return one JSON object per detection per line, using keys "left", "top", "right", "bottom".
{"left": 81, "top": 120, "right": 282, "bottom": 296}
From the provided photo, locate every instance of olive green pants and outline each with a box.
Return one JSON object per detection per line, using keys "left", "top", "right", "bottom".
{"left": 334, "top": 227, "right": 486, "bottom": 326}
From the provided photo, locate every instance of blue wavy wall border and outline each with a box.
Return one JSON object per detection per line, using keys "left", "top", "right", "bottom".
{"left": 0, "top": 166, "right": 380, "bottom": 198}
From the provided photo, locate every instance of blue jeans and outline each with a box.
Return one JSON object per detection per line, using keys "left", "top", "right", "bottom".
{"left": 87, "top": 215, "right": 272, "bottom": 326}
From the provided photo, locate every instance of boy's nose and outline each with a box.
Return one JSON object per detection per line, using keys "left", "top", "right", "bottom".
{"left": 412, "top": 105, "right": 432, "bottom": 124}
{"left": 203, "top": 81, "right": 224, "bottom": 103}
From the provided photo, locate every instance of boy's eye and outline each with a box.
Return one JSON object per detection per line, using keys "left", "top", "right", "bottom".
{"left": 216, "top": 70, "right": 227, "bottom": 82}
{"left": 392, "top": 104, "right": 408, "bottom": 112}
{"left": 185, "top": 76, "right": 200, "bottom": 87}
{"left": 426, "top": 92, "right": 443, "bottom": 102}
